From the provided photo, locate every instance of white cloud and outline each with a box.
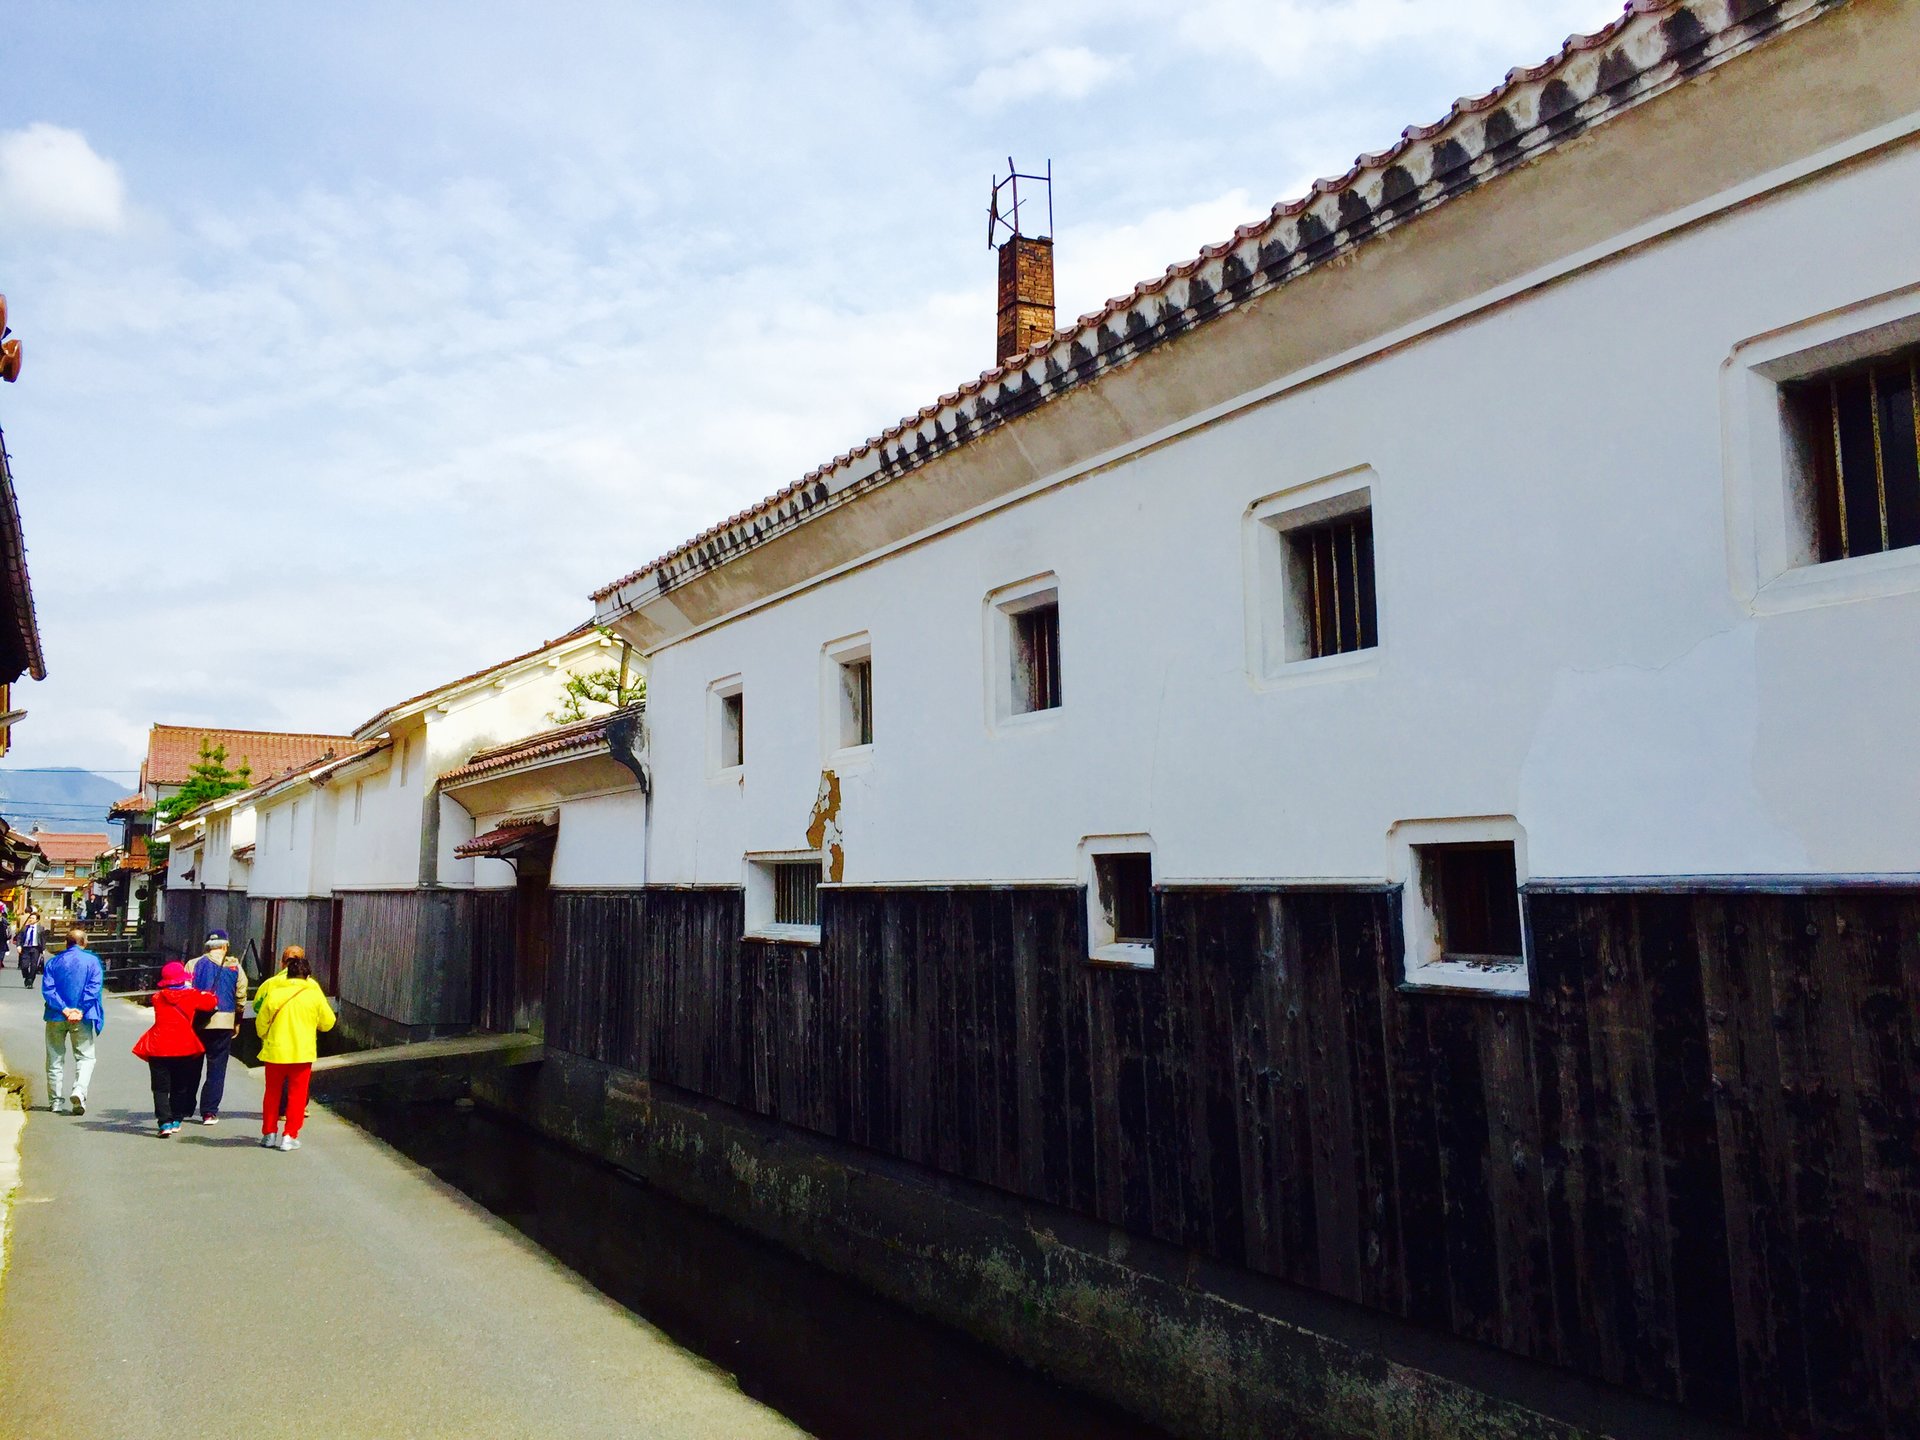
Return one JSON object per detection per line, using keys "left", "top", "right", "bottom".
{"left": 1054, "top": 188, "right": 1260, "bottom": 326}
{"left": 965, "top": 46, "right": 1127, "bottom": 109}
{"left": 1166, "top": 0, "right": 1617, "bottom": 82}
{"left": 0, "top": 124, "right": 126, "bottom": 232}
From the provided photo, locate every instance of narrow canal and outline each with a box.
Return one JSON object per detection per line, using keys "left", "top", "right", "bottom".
{"left": 331, "top": 1096, "right": 1177, "bottom": 1440}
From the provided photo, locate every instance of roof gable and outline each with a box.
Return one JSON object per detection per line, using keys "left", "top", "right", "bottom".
{"left": 31, "top": 831, "right": 110, "bottom": 864}
{"left": 144, "top": 725, "right": 355, "bottom": 787}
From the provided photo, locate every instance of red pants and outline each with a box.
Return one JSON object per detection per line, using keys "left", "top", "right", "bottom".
{"left": 261, "top": 1062, "right": 313, "bottom": 1138}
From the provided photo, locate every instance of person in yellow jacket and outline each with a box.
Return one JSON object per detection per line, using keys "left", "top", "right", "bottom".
{"left": 253, "top": 946, "right": 335, "bottom": 1152}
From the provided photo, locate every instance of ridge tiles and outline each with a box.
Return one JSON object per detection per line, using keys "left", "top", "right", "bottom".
{"left": 590, "top": 0, "right": 1834, "bottom": 610}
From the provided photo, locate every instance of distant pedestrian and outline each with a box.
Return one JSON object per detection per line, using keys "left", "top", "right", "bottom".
{"left": 18, "top": 911, "right": 44, "bottom": 986}
{"left": 41, "top": 926, "right": 104, "bottom": 1115}
{"left": 253, "top": 946, "right": 335, "bottom": 1153}
{"left": 132, "top": 961, "right": 215, "bottom": 1137}
{"left": 186, "top": 929, "right": 247, "bottom": 1125}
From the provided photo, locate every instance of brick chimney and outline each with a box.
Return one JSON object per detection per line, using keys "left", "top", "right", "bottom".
{"left": 995, "top": 234, "right": 1054, "bottom": 365}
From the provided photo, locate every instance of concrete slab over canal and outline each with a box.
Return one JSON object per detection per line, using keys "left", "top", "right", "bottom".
{"left": 0, "top": 985, "right": 802, "bottom": 1440}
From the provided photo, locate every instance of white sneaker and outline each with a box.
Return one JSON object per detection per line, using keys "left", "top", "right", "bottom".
{"left": 50, "top": 1098, "right": 69, "bottom": 1115}
{"left": 278, "top": 1135, "right": 300, "bottom": 1152}
{"left": 69, "top": 1094, "right": 85, "bottom": 1116}
{"left": 259, "top": 1133, "right": 279, "bottom": 1148}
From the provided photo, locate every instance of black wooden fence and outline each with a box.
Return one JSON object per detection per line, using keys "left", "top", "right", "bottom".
{"left": 534, "top": 882, "right": 1920, "bottom": 1438}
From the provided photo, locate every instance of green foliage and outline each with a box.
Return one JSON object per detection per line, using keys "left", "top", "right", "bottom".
{"left": 550, "top": 634, "right": 645, "bottom": 723}
{"left": 155, "top": 740, "right": 253, "bottom": 824}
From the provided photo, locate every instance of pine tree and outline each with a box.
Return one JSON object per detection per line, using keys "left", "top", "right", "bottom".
{"left": 155, "top": 740, "right": 254, "bottom": 824}
{"left": 549, "top": 632, "right": 646, "bottom": 723}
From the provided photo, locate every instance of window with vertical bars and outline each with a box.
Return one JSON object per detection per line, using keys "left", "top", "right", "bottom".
{"left": 771, "top": 861, "right": 820, "bottom": 927}
{"left": 1011, "top": 601, "right": 1062, "bottom": 713}
{"left": 1787, "top": 345, "right": 1920, "bottom": 563}
{"left": 1287, "top": 510, "right": 1377, "bottom": 659}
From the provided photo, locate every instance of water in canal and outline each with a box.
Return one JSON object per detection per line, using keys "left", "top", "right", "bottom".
{"left": 331, "top": 1096, "right": 1175, "bottom": 1440}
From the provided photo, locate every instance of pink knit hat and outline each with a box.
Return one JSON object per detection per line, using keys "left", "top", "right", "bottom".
{"left": 160, "top": 961, "right": 189, "bottom": 987}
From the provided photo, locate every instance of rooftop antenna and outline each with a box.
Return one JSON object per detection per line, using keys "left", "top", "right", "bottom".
{"left": 988, "top": 161, "right": 1057, "bottom": 365}
{"left": 987, "top": 158, "right": 1054, "bottom": 248}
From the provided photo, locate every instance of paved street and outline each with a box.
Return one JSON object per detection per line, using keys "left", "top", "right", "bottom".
{"left": 0, "top": 981, "right": 804, "bottom": 1440}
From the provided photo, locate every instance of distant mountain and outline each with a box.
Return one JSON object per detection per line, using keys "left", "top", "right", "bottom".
{"left": 0, "top": 768, "right": 130, "bottom": 844}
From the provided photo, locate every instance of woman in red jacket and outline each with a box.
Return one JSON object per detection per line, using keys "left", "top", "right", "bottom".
{"left": 134, "top": 961, "right": 216, "bottom": 1137}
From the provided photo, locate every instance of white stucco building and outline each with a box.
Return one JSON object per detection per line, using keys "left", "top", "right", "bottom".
{"left": 592, "top": 0, "right": 1920, "bottom": 994}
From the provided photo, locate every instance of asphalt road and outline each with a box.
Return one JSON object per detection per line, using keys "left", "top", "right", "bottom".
{"left": 0, "top": 978, "right": 805, "bottom": 1440}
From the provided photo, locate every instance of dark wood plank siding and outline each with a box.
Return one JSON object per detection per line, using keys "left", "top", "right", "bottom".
{"left": 335, "top": 889, "right": 477, "bottom": 1029}
{"left": 539, "top": 882, "right": 1920, "bottom": 1435}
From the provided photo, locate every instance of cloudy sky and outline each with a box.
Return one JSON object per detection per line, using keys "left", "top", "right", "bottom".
{"left": 0, "top": 0, "right": 1618, "bottom": 777}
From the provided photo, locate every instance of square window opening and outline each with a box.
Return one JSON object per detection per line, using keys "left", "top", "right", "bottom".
{"left": 1419, "top": 842, "right": 1522, "bottom": 967}
{"left": 1285, "top": 508, "right": 1377, "bottom": 660}
{"left": 718, "top": 690, "right": 744, "bottom": 770}
{"left": 744, "top": 851, "right": 823, "bottom": 942}
{"left": 1094, "top": 852, "right": 1155, "bottom": 946}
{"left": 1011, "top": 601, "right": 1062, "bottom": 714}
{"left": 1784, "top": 343, "right": 1920, "bottom": 564}
{"left": 838, "top": 656, "right": 873, "bottom": 749}
{"left": 772, "top": 861, "right": 820, "bottom": 928}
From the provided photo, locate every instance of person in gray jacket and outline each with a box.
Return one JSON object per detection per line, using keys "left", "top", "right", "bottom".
{"left": 186, "top": 929, "right": 248, "bottom": 1124}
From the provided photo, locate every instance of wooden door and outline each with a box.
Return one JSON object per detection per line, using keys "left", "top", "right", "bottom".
{"left": 512, "top": 865, "right": 552, "bottom": 1036}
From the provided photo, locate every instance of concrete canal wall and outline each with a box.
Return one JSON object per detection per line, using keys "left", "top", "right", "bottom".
{"left": 477, "top": 1052, "right": 1690, "bottom": 1440}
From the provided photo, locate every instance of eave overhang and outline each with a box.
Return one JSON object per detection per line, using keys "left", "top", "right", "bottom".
{"left": 592, "top": 0, "right": 1876, "bottom": 653}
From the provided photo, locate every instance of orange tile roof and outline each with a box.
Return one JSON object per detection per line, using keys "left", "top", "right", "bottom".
{"left": 144, "top": 724, "right": 355, "bottom": 787}
{"left": 108, "top": 793, "right": 150, "bottom": 816}
{"left": 30, "top": 831, "right": 111, "bottom": 865}
{"left": 439, "top": 706, "right": 637, "bottom": 786}
{"left": 590, "top": 0, "right": 1820, "bottom": 610}
{"left": 454, "top": 818, "right": 556, "bottom": 859}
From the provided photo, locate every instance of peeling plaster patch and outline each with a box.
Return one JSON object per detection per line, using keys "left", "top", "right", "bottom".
{"left": 806, "top": 770, "right": 845, "bottom": 882}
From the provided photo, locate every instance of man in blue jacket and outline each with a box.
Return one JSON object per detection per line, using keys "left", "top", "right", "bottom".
{"left": 42, "top": 926, "right": 104, "bottom": 1115}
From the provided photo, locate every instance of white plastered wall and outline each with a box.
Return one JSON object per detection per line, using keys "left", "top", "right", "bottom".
{"left": 638, "top": 134, "right": 1920, "bottom": 888}
{"left": 329, "top": 637, "right": 618, "bottom": 890}
{"left": 248, "top": 779, "right": 339, "bottom": 900}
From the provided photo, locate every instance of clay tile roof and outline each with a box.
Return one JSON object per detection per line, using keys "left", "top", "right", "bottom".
{"left": 143, "top": 725, "right": 356, "bottom": 788}
{"left": 439, "top": 706, "right": 639, "bottom": 787}
{"left": 351, "top": 621, "right": 599, "bottom": 738}
{"left": 108, "top": 793, "right": 150, "bottom": 816}
{"left": 589, "top": 0, "right": 1828, "bottom": 611}
{"left": 30, "top": 831, "right": 111, "bottom": 865}
{"left": 454, "top": 818, "right": 556, "bottom": 860}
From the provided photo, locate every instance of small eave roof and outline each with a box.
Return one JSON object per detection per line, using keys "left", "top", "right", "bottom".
{"left": 590, "top": 0, "right": 1836, "bottom": 621}
{"left": 454, "top": 817, "right": 557, "bottom": 860}
{"left": 350, "top": 622, "right": 600, "bottom": 740}
{"left": 439, "top": 705, "right": 639, "bottom": 787}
